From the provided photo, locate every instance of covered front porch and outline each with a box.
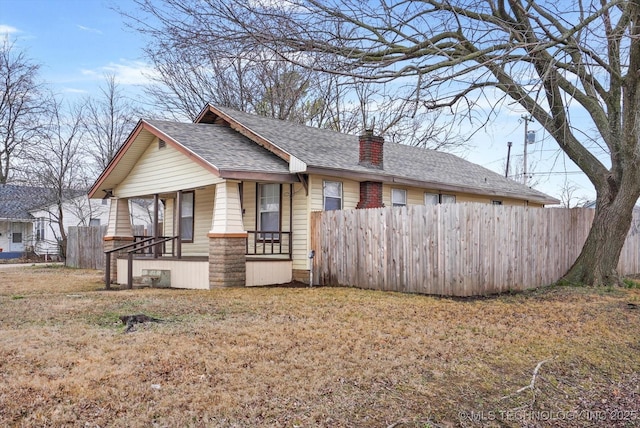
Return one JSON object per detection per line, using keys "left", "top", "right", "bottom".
{"left": 104, "top": 178, "right": 297, "bottom": 289}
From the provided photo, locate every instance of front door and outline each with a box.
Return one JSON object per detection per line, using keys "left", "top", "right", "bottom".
{"left": 10, "top": 222, "right": 24, "bottom": 252}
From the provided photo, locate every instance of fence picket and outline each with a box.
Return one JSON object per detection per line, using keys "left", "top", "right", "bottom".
{"left": 66, "top": 225, "right": 145, "bottom": 270}
{"left": 310, "top": 205, "right": 640, "bottom": 296}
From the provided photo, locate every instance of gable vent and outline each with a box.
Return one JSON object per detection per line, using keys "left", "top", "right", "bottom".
{"left": 158, "top": 139, "right": 166, "bottom": 149}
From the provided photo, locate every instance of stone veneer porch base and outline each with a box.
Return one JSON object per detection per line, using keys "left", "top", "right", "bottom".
{"left": 208, "top": 234, "right": 247, "bottom": 287}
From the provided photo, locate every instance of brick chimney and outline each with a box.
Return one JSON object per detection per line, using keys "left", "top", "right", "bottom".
{"left": 359, "top": 129, "right": 384, "bottom": 169}
{"left": 356, "top": 129, "right": 385, "bottom": 209}
{"left": 356, "top": 181, "right": 384, "bottom": 209}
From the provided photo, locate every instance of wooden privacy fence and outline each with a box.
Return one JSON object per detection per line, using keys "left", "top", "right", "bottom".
{"left": 66, "top": 225, "right": 145, "bottom": 270}
{"left": 310, "top": 204, "right": 640, "bottom": 296}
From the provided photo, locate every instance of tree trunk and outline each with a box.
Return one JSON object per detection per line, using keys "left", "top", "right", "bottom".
{"left": 57, "top": 203, "right": 67, "bottom": 260}
{"left": 563, "top": 186, "right": 640, "bottom": 286}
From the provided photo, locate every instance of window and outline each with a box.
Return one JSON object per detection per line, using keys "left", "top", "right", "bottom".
{"left": 323, "top": 181, "right": 342, "bottom": 210}
{"left": 392, "top": 188, "right": 407, "bottom": 207}
{"left": 424, "top": 193, "right": 439, "bottom": 205}
{"left": 35, "top": 218, "right": 46, "bottom": 241}
{"left": 492, "top": 200, "right": 503, "bottom": 205}
{"left": 441, "top": 194, "right": 456, "bottom": 204}
{"left": 425, "top": 192, "right": 456, "bottom": 204}
{"left": 180, "top": 191, "right": 194, "bottom": 242}
{"left": 258, "top": 183, "right": 280, "bottom": 240}
{"left": 89, "top": 218, "right": 101, "bottom": 226}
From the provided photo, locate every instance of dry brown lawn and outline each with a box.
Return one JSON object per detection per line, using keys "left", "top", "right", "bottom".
{"left": 1, "top": 266, "right": 639, "bottom": 427}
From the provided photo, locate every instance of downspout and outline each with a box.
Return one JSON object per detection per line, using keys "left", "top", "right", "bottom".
{"left": 308, "top": 250, "right": 315, "bottom": 287}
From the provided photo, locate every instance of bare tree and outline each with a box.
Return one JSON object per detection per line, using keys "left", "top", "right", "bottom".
{"left": 126, "top": 0, "right": 465, "bottom": 151}
{"left": 559, "top": 180, "right": 590, "bottom": 209}
{"left": 83, "top": 74, "right": 137, "bottom": 173}
{"left": 26, "top": 98, "right": 89, "bottom": 258}
{"left": 0, "top": 39, "right": 49, "bottom": 183}
{"left": 131, "top": 0, "right": 640, "bottom": 286}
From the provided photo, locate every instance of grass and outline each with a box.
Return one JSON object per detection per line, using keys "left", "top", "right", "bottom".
{"left": 1, "top": 266, "right": 639, "bottom": 427}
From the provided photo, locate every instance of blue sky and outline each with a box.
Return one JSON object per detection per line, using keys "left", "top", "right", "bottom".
{"left": 0, "top": 0, "right": 597, "bottom": 203}
{"left": 0, "top": 0, "right": 151, "bottom": 97}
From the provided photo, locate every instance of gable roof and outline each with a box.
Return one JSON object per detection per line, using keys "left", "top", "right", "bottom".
{"left": 198, "top": 105, "right": 559, "bottom": 205}
{"left": 144, "top": 120, "right": 291, "bottom": 176}
{"left": 90, "top": 104, "right": 559, "bottom": 204}
{"left": 0, "top": 184, "right": 55, "bottom": 221}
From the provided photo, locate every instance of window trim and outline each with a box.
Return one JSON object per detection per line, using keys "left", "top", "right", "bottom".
{"left": 256, "top": 183, "right": 281, "bottom": 242}
{"left": 391, "top": 188, "right": 407, "bottom": 207}
{"left": 180, "top": 191, "right": 195, "bottom": 243}
{"left": 441, "top": 194, "right": 456, "bottom": 204}
{"left": 424, "top": 192, "right": 439, "bottom": 205}
{"left": 323, "top": 180, "right": 343, "bottom": 211}
{"left": 35, "top": 218, "right": 46, "bottom": 242}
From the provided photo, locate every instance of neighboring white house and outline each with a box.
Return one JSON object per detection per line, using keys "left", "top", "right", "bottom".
{"left": 29, "top": 196, "right": 154, "bottom": 258}
{"left": 0, "top": 184, "right": 153, "bottom": 260}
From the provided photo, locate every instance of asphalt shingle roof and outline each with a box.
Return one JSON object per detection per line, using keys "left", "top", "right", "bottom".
{"left": 213, "top": 106, "right": 557, "bottom": 203}
{"left": 0, "top": 185, "right": 55, "bottom": 220}
{"left": 145, "top": 120, "right": 291, "bottom": 174}
{"left": 134, "top": 107, "right": 557, "bottom": 204}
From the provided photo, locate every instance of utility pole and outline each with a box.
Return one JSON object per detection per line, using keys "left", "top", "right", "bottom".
{"left": 505, "top": 141, "right": 512, "bottom": 178}
{"left": 522, "top": 115, "right": 535, "bottom": 186}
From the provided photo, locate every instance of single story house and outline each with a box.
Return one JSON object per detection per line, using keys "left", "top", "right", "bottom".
{"left": 0, "top": 184, "right": 150, "bottom": 260}
{"left": 88, "top": 104, "right": 559, "bottom": 289}
{"left": 0, "top": 185, "right": 52, "bottom": 259}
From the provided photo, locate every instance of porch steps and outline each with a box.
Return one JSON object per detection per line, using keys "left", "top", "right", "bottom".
{"left": 140, "top": 269, "right": 171, "bottom": 288}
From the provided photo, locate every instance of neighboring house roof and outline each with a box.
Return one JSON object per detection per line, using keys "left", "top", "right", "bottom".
{"left": 0, "top": 184, "right": 55, "bottom": 221}
{"left": 89, "top": 104, "right": 560, "bottom": 205}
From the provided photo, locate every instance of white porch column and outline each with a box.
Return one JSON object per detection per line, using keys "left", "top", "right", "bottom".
{"left": 104, "top": 197, "right": 134, "bottom": 285}
{"left": 105, "top": 197, "right": 134, "bottom": 238}
{"left": 208, "top": 181, "right": 247, "bottom": 287}
{"left": 210, "top": 180, "right": 245, "bottom": 234}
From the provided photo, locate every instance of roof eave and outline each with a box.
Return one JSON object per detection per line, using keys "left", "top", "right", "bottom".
{"left": 219, "top": 169, "right": 300, "bottom": 183}
{"left": 88, "top": 119, "right": 145, "bottom": 198}
{"left": 305, "top": 166, "right": 559, "bottom": 205}
{"left": 88, "top": 120, "right": 221, "bottom": 199}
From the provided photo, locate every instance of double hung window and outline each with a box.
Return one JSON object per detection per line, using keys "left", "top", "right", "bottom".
{"left": 180, "top": 191, "right": 195, "bottom": 242}
{"left": 323, "top": 181, "right": 342, "bottom": 211}
{"left": 258, "top": 183, "right": 280, "bottom": 240}
{"left": 392, "top": 188, "right": 407, "bottom": 207}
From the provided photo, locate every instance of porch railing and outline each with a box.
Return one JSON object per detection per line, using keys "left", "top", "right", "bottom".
{"left": 133, "top": 235, "right": 169, "bottom": 255}
{"left": 245, "top": 230, "right": 292, "bottom": 258}
{"left": 104, "top": 235, "right": 179, "bottom": 290}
